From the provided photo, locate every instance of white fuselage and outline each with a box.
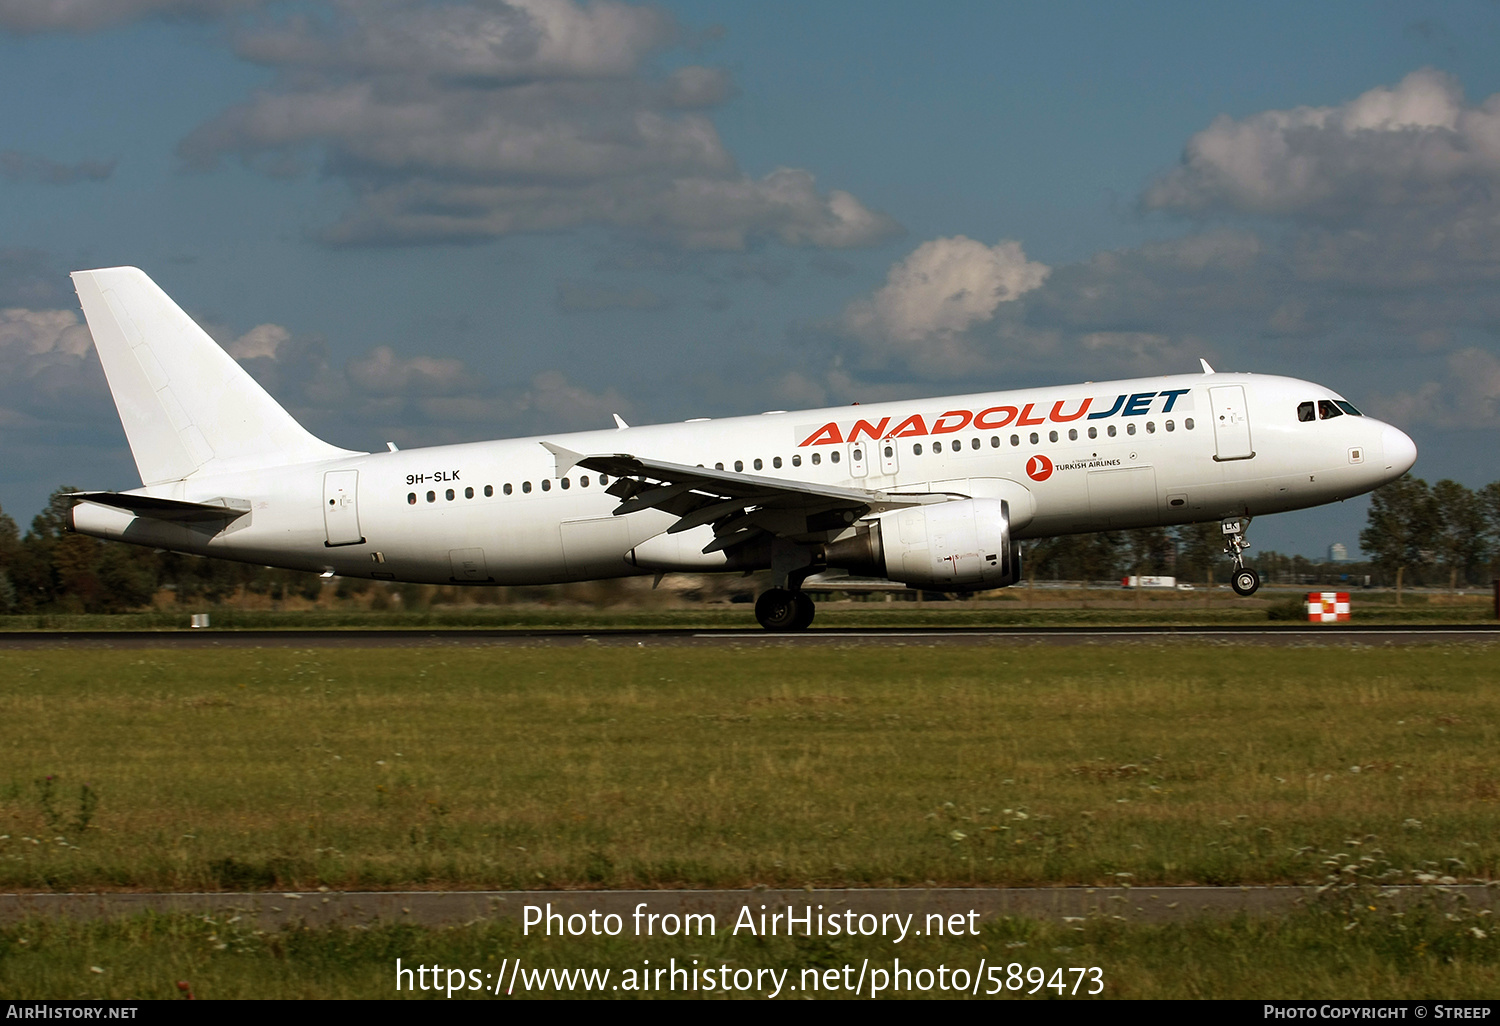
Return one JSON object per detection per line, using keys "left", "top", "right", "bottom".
{"left": 70, "top": 371, "right": 1415, "bottom": 586}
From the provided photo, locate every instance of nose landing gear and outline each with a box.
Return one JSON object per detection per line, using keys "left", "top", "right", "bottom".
{"left": 1223, "top": 517, "right": 1261, "bottom": 596}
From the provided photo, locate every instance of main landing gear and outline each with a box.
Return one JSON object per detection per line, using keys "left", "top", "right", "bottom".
{"left": 755, "top": 555, "right": 818, "bottom": 632}
{"left": 754, "top": 588, "right": 816, "bottom": 631}
{"left": 1223, "top": 517, "right": 1261, "bottom": 597}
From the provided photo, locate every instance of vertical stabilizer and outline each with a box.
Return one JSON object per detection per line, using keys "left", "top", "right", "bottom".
{"left": 72, "top": 267, "right": 361, "bottom": 486}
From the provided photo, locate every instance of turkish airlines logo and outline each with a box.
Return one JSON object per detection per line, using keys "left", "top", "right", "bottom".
{"left": 1026, "top": 454, "right": 1054, "bottom": 482}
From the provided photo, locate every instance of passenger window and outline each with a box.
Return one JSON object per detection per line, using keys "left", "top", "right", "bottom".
{"left": 1297, "top": 401, "right": 1315, "bottom": 422}
{"left": 1107, "top": 425, "right": 1117, "bottom": 437}
{"left": 1185, "top": 418, "right": 1194, "bottom": 430}
{"left": 1068, "top": 429, "right": 1077, "bottom": 441}
{"left": 427, "top": 491, "right": 436, "bottom": 502}
{"left": 991, "top": 436, "right": 999, "bottom": 447}
{"left": 600, "top": 475, "right": 609, "bottom": 485}
{"left": 503, "top": 484, "right": 512, "bottom": 495}
{"left": 830, "top": 450, "right": 841, "bottom": 463}
{"left": 812, "top": 453, "right": 821, "bottom": 465}
{"left": 715, "top": 463, "right": 724, "bottom": 470}
{"left": 1127, "top": 423, "right": 1136, "bottom": 436}
{"left": 773, "top": 456, "right": 781, "bottom": 469}
{"left": 1088, "top": 426, "right": 1097, "bottom": 439}
{"left": 541, "top": 480, "right": 551, "bottom": 492}
{"left": 465, "top": 486, "right": 474, "bottom": 498}
{"left": 914, "top": 443, "right": 923, "bottom": 455}
{"left": 884, "top": 445, "right": 894, "bottom": 458}
{"left": 792, "top": 455, "right": 801, "bottom": 467}
{"left": 1318, "top": 400, "right": 1343, "bottom": 420}
{"left": 1165, "top": 421, "right": 1174, "bottom": 433}
{"left": 407, "top": 492, "right": 416, "bottom": 505}
{"left": 579, "top": 476, "right": 588, "bottom": 487}
{"left": 1049, "top": 430, "right": 1058, "bottom": 443}
{"left": 933, "top": 441, "right": 943, "bottom": 453}
{"left": 561, "top": 478, "right": 570, "bottom": 490}
{"left": 522, "top": 481, "right": 532, "bottom": 493}
{"left": 1146, "top": 422, "right": 1155, "bottom": 434}
{"left": 1010, "top": 435, "right": 1019, "bottom": 446}
{"left": 1029, "top": 432, "right": 1039, "bottom": 444}
{"left": 852, "top": 449, "right": 862, "bottom": 462}
{"left": 734, "top": 460, "right": 743, "bottom": 472}
{"left": 971, "top": 437, "right": 980, "bottom": 450}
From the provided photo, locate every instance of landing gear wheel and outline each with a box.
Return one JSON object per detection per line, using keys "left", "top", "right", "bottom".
{"left": 1232, "top": 567, "right": 1261, "bottom": 597}
{"left": 755, "top": 588, "right": 809, "bottom": 631}
{"left": 791, "top": 592, "right": 816, "bottom": 630}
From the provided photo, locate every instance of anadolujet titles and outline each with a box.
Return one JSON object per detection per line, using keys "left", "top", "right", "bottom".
{"left": 66, "top": 268, "right": 1417, "bottom": 630}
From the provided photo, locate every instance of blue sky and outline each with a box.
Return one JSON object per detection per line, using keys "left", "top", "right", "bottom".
{"left": 4, "top": 0, "right": 1500, "bottom": 559}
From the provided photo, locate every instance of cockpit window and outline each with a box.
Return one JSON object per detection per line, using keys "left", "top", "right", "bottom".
{"left": 1335, "top": 400, "right": 1363, "bottom": 417}
{"left": 1318, "top": 400, "right": 1343, "bottom": 420}
{"left": 1297, "top": 401, "right": 1315, "bottom": 422}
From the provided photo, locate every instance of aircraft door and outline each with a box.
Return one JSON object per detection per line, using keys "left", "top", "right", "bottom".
{"left": 322, "top": 470, "right": 364, "bottom": 546}
{"left": 1208, "top": 386, "right": 1254, "bottom": 461}
{"left": 848, "top": 441, "right": 869, "bottom": 478}
{"left": 879, "top": 438, "right": 899, "bottom": 475}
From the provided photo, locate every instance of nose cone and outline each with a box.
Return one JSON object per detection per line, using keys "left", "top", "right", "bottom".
{"left": 1381, "top": 423, "right": 1417, "bottom": 477}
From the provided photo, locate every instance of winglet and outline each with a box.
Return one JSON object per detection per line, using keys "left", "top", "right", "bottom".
{"left": 540, "top": 441, "right": 584, "bottom": 477}
{"left": 612, "top": 413, "right": 629, "bottom": 430}
{"left": 1200, "top": 358, "right": 1215, "bottom": 374}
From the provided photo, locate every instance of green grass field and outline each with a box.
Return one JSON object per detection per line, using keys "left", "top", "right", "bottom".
{"left": 1, "top": 644, "right": 1496, "bottom": 892}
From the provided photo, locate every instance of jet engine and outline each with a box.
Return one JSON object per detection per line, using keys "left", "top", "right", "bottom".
{"left": 823, "top": 497, "right": 1021, "bottom": 591}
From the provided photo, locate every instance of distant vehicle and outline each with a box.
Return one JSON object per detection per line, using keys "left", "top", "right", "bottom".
{"left": 65, "top": 267, "right": 1417, "bottom": 630}
{"left": 1176, "top": 583, "right": 1195, "bottom": 591}
{"left": 1122, "top": 576, "right": 1177, "bottom": 589}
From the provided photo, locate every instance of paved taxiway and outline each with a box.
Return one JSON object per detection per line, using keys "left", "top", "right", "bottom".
{"left": 0, "top": 625, "right": 1497, "bottom": 649}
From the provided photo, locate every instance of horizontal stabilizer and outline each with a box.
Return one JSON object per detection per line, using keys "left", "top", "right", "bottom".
{"left": 69, "top": 491, "right": 251, "bottom": 523}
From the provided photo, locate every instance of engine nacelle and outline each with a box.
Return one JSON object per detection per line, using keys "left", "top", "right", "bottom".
{"left": 824, "top": 498, "right": 1020, "bottom": 591}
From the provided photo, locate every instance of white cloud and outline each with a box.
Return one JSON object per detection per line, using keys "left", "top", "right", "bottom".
{"left": 1368, "top": 347, "right": 1500, "bottom": 429}
{"left": 0, "top": 308, "right": 112, "bottom": 432}
{"left": 346, "top": 345, "right": 469, "bottom": 396}
{"left": 508, "top": 369, "right": 631, "bottom": 430}
{"left": 0, "top": 308, "right": 92, "bottom": 357}
{"left": 225, "top": 322, "right": 291, "bottom": 360}
{"left": 847, "top": 237, "right": 1049, "bottom": 343}
{"left": 1145, "top": 69, "right": 1500, "bottom": 218}
{"left": 178, "top": 0, "right": 898, "bottom": 250}
{"left": 841, "top": 236, "right": 1049, "bottom": 375}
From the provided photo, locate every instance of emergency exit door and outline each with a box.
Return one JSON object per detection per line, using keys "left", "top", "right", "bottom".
{"left": 323, "top": 470, "right": 364, "bottom": 546}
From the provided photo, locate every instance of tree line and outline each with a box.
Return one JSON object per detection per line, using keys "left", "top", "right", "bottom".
{"left": 0, "top": 476, "right": 1490, "bottom": 613}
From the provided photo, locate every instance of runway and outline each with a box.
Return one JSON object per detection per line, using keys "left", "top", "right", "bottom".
{"left": 4, "top": 885, "right": 1495, "bottom": 927}
{"left": 0, "top": 624, "right": 1498, "bottom": 649}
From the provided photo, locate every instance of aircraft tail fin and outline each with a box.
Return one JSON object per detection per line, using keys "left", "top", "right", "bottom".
{"left": 71, "top": 267, "right": 360, "bottom": 486}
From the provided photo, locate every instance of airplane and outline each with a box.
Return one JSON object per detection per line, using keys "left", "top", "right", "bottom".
{"left": 64, "top": 267, "right": 1417, "bottom": 631}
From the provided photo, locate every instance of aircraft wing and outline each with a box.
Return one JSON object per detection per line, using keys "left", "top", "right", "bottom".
{"left": 541, "top": 442, "right": 954, "bottom": 553}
